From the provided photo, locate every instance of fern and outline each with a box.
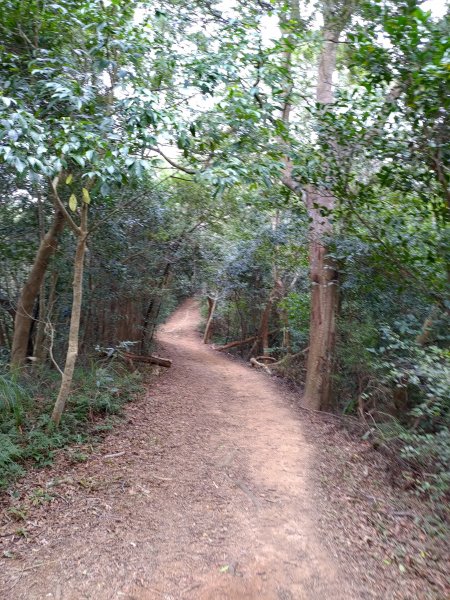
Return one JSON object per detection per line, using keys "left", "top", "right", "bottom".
{"left": 0, "top": 374, "right": 26, "bottom": 426}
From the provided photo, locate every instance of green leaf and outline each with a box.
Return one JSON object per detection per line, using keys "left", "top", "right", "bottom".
{"left": 66, "top": 174, "right": 73, "bottom": 185}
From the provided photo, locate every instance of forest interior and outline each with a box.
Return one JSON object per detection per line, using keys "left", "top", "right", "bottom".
{"left": 0, "top": 0, "right": 449, "bottom": 598}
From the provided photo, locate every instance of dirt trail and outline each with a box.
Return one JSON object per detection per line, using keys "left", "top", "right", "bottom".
{"left": 0, "top": 299, "right": 353, "bottom": 599}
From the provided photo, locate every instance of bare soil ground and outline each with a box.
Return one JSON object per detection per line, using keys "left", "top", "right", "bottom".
{"left": 308, "top": 413, "right": 449, "bottom": 600}
{"left": 0, "top": 299, "right": 448, "bottom": 599}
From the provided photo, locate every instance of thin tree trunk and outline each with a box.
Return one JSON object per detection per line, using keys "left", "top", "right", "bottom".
{"left": 51, "top": 205, "right": 88, "bottom": 426}
{"left": 141, "top": 263, "right": 173, "bottom": 353}
{"left": 80, "top": 244, "right": 94, "bottom": 353}
{"left": 234, "top": 292, "right": 247, "bottom": 340}
{"left": 0, "top": 319, "right": 6, "bottom": 348}
{"left": 2, "top": 314, "right": 12, "bottom": 349}
{"left": 203, "top": 295, "right": 217, "bottom": 344}
{"left": 247, "top": 281, "right": 282, "bottom": 359}
{"left": 259, "top": 296, "right": 273, "bottom": 357}
{"left": 415, "top": 306, "right": 439, "bottom": 346}
{"left": 11, "top": 209, "right": 65, "bottom": 368}
{"left": 278, "top": 281, "right": 291, "bottom": 352}
{"left": 33, "top": 283, "right": 47, "bottom": 364}
{"left": 34, "top": 195, "right": 48, "bottom": 364}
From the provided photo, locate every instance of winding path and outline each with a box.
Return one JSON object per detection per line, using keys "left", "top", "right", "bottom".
{"left": 0, "top": 299, "right": 350, "bottom": 599}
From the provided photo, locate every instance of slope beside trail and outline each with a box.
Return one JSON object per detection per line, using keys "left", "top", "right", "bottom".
{"left": 0, "top": 299, "right": 354, "bottom": 599}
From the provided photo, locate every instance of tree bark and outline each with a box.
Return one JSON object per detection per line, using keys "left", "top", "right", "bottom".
{"left": 276, "top": 4, "right": 351, "bottom": 409}
{"left": 303, "top": 202, "right": 338, "bottom": 410}
{"left": 253, "top": 292, "right": 275, "bottom": 358}
{"left": 203, "top": 295, "right": 217, "bottom": 344}
{"left": 303, "top": 28, "right": 341, "bottom": 411}
{"left": 33, "top": 196, "right": 49, "bottom": 365}
{"left": 11, "top": 209, "right": 65, "bottom": 368}
{"left": 247, "top": 278, "right": 283, "bottom": 359}
{"left": 51, "top": 205, "right": 87, "bottom": 426}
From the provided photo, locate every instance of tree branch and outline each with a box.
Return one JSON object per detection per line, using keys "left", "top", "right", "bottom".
{"left": 150, "top": 147, "right": 196, "bottom": 175}
{"left": 50, "top": 175, "right": 81, "bottom": 236}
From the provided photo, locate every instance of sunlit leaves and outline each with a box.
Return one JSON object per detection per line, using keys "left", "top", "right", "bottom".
{"left": 69, "top": 193, "right": 77, "bottom": 211}
{"left": 82, "top": 188, "right": 90, "bottom": 204}
{"left": 0, "top": 0, "right": 178, "bottom": 191}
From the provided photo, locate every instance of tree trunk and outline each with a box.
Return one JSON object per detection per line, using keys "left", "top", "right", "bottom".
{"left": 33, "top": 283, "right": 47, "bottom": 364}
{"left": 276, "top": 279, "right": 291, "bottom": 352}
{"left": 141, "top": 262, "right": 172, "bottom": 353}
{"left": 33, "top": 196, "right": 48, "bottom": 365}
{"left": 203, "top": 295, "right": 217, "bottom": 344}
{"left": 415, "top": 306, "right": 439, "bottom": 346}
{"left": 303, "top": 209, "right": 338, "bottom": 410}
{"left": 51, "top": 206, "right": 87, "bottom": 426}
{"left": 259, "top": 296, "right": 273, "bottom": 357}
{"left": 303, "top": 28, "right": 340, "bottom": 411}
{"left": 11, "top": 210, "right": 65, "bottom": 368}
{"left": 234, "top": 292, "right": 247, "bottom": 340}
{"left": 248, "top": 277, "right": 283, "bottom": 359}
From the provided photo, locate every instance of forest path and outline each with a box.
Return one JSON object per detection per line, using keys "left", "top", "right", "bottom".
{"left": 0, "top": 299, "right": 351, "bottom": 599}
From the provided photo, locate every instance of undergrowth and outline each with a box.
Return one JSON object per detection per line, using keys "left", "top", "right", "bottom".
{"left": 0, "top": 365, "right": 144, "bottom": 489}
{"left": 335, "top": 321, "right": 450, "bottom": 513}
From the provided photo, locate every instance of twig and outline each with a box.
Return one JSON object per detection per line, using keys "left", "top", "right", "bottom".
{"left": 45, "top": 319, "right": 63, "bottom": 376}
{"left": 103, "top": 451, "right": 125, "bottom": 459}
{"left": 12, "top": 559, "right": 61, "bottom": 573}
{"left": 50, "top": 175, "right": 81, "bottom": 236}
{"left": 150, "top": 146, "right": 196, "bottom": 175}
{"left": 391, "top": 510, "right": 416, "bottom": 519}
{"left": 148, "top": 474, "right": 173, "bottom": 481}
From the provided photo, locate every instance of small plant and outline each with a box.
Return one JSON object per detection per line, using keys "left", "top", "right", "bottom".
{"left": 29, "top": 487, "right": 53, "bottom": 505}
{"left": 15, "top": 527, "right": 28, "bottom": 538}
{"left": 7, "top": 505, "right": 27, "bottom": 521}
{"left": 0, "top": 374, "right": 26, "bottom": 427}
{"left": 67, "top": 450, "right": 89, "bottom": 463}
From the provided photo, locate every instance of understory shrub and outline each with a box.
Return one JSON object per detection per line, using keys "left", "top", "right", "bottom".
{"left": 360, "top": 330, "right": 450, "bottom": 502}
{"left": 0, "top": 364, "right": 144, "bottom": 489}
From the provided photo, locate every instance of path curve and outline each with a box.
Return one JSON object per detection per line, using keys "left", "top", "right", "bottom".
{"left": 0, "top": 299, "right": 350, "bottom": 599}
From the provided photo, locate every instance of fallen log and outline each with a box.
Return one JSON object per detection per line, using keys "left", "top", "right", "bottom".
{"left": 256, "top": 355, "right": 277, "bottom": 363}
{"left": 216, "top": 329, "right": 279, "bottom": 352}
{"left": 121, "top": 351, "right": 172, "bottom": 368}
{"left": 250, "top": 357, "right": 272, "bottom": 375}
{"left": 203, "top": 295, "right": 218, "bottom": 344}
{"left": 270, "top": 348, "right": 310, "bottom": 366}
{"left": 216, "top": 334, "right": 259, "bottom": 351}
